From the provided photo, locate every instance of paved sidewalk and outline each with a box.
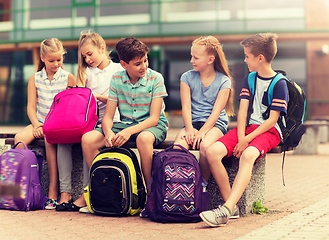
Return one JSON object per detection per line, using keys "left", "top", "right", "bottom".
{"left": 236, "top": 196, "right": 329, "bottom": 239}
{"left": 0, "top": 127, "right": 329, "bottom": 239}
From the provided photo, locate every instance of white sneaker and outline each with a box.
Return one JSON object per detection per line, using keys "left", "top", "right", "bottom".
{"left": 200, "top": 205, "right": 231, "bottom": 227}
{"left": 229, "top": 205, "right": 240, "bottom": 219}
{"left": 79, "top": 206, "right": 90, "bottom": 214}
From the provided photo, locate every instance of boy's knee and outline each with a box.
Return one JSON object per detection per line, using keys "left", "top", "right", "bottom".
{"left": 82, "top": 131, "right": 98, "bottom": 148}
{"left": 240, "top": 147, "right": 259, "bottom": 164}
{"left": 136, "top": 131, "right": 154, "bottom": 146}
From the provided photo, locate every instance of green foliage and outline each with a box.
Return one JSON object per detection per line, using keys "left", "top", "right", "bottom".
{"left": 252, "top": 200, "right": 269, "bottom": 215}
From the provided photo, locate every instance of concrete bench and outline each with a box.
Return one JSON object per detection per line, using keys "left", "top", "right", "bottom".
{"left": 2, "top": 136, "right": 291, "bottom": 216}
{"left": 293, "top": 120, "right": 329, "bottom": 155}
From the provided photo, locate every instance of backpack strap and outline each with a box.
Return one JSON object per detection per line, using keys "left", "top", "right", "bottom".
{"left": 248, "top": 71, "right": 257, "bottom": 95}
{"left": 265, "top": 72, "right": 290, "bottom": 186}
{"left": 266, "top": 73, "right": 288, "bottom": 106}
{"left": 246, "top": 72, "right": 257, "bottom": 126}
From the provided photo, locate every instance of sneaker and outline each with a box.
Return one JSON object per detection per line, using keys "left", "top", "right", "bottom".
{"left": 139, "top": 208, "right": 148, "bottom": 218}
{"left": 79, "top": 206, "right": 90, "bottom": 214}
{"left": 199, "top": 205, "right": 231, "bottom": 227}
{"left": 45, "top": 199, "right": 58, "bottom": 210}
{"left": 229, "top": 205, "right": 240, "bottom": 219}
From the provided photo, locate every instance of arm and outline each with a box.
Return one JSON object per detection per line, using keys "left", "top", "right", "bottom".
{"left": 102, "top": 99, "right": 117, "bottom": 147}
{"left": 94, "top": 94, "right": 108, "bottom": 104}
{"left": 233, "top": 101, "right": 280, "bottom": 158}
{"left": 236, "top": 99, "right": 249, "bottom": 142}
{"left": 67, "top": 73, "right": 76, "bottom": 87}
{"left": 180, "top": 81, "right": 195, "bottom": 145}
{"left": 27, "top": 74, "right": 43, "bottom": 138}
{"left": 193, "top": 88, "right": 230, "bottom": 149}
{"left": 76, "top": 75, "right": 85, "bottom": 87}
{"left": 112, "top": 97, "right": 163, "bottom": 147}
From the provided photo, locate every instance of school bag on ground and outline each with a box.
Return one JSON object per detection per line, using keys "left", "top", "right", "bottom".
{"left": 144, "top": 144, "right": 209, "bottom": 223}
{"left": 43, "top": 86, "right": 98, "bottom": 144}
{"left": 84, "top": 147, "right": 146, "bottom": 216}
{"left": 247, "top": 70, "right": 306, "bottom": 148}
{"left": 0, "top": 142, "right": 48, "bottom": 211}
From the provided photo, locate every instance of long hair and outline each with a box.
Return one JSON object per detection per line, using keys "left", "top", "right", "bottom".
{"left": 77, "top": 31, "right": 110, "bottom": 85}
{"left": 37, "top": 38, "right": 66, "bottom": 72}
{"left": 192, "top": 36, "right": 235, "bottom": 117}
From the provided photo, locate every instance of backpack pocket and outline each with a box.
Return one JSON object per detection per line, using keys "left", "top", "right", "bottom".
{"left": 90, "top": 165, "right": 130, "bottom": 215}
{"left": 163, "top": 164, "right": 196, "bottom": 213}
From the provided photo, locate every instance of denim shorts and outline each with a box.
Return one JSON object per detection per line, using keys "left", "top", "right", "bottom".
{"left": 192, "top": 121, "right": 227, "bottom": 135}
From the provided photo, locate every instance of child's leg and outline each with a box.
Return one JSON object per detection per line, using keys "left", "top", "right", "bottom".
{"left": 57, "top": 143, "right": 73, "bottom": 203}
{"left": 81, "top": 130, "right": 106, "bottom": 167}
{"left": 224, "top": 146, "right": 259, "bottom": 211}
{"left": 44, "top": 139, "right": 58, "bottom": 200}
{"left": 206, "top": 141, "right": 231, "bottom": 201}
{"left": 14, "top": 124, "right": 35, "bottom": 147}
{"left": 173, "top": 128, "right": 191, "bottom": 150}
{"left": 136, "top": 131, "right": 155, "bottom": 188}
{"left": 199, "top": 127, "right": 224, "bottom": 181}
{"left": 73, "top": 130, "right": 106, "bottom": 207}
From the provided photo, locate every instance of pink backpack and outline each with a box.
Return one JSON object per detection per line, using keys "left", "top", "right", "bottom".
{"left": 43, "top": 87, "right": 98, "bottom": 144}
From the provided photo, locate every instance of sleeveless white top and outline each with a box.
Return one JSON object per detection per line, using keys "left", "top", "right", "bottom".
{"left": 35, "top": 67, "right": 69, "bottom": 123}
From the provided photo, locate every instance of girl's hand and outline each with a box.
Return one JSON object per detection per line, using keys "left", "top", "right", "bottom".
{"left": 94, "top": 94, "right": 102, "bottom": 101}
{"left": 233, "top": 138, "right": 248, "bottom": 158}
{"left": 192, "top": 131, "right": 205, "bottom": 150}
{"left": 112, "top": 128, "right": 132, "bottom": 147}
{"left": 182, "top": 129, "right": 195, "bottom": 146}
{"left": 33, "top": 125, "right": 44, "bottom": 139}
{"left": 104, "top": 130, "right": 115, "bottom": 147}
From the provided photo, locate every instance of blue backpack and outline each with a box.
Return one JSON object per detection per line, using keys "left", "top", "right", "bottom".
{"left": 144, "top": 144, "right": 209, "bottom": 223}
{"left": 247, "top": 71, "right": 306, "bottom": 148}
{"left": 247, "top": 71, "right": 307, "bottom": 185}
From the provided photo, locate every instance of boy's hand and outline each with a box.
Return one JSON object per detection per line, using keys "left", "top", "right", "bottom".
{"left": 104, "top": 130, "right": 115, "bottom": 147}
{"left": 33, "top": 124, "right": 44, "bottom": 139}
{"left": 233, "top": 138, "right": 248, "bottom": 158}
{"left": 112, "top": 128, "right": 132, "bottom": 147}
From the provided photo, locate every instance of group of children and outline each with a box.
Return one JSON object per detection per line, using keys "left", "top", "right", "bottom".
{"left": 14, "top": 31, "right": 288, "bottom": 228}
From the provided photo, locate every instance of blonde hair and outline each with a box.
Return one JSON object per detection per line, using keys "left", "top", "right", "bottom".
{"left": 240, "top": 33, "right": 278, "bottom": 63}
{"left": 38, "top": 38, "right": 66, "bottom": 72}
{"left": 77, "top": 31, "right": 110, "bottom": 85}
{"left": 192, "top": 36, "right": 235, "bottom": 117}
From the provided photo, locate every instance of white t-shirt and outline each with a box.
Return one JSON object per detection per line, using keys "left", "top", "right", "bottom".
{"left": 85, "top": 60, "right": 123, "bottom": 124}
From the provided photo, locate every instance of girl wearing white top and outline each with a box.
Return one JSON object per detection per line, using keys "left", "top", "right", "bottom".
{"left": 15, "top": 38, "right": 76, "bottom": 209}
{"left": 56, "top": 32, "right": 123, "bottom": 211}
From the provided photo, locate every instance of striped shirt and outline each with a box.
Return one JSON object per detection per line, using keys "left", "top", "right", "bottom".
{"left": 239, "top": 74, "right": 288, "bottom": 137}
{"left": 35, "top": 67, "right": 69, "bottom": 123}
{"left": 108, "top": 68, "right": 168, "bottom": 128}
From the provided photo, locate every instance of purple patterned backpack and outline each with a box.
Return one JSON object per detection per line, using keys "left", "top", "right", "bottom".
{"left": 0, "top": 142, "right": 48, "bottom": 211}
{"left": 144, "top": 145, "right": 209, "bottom": 223}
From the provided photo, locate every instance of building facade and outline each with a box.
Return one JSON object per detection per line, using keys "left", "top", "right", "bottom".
{"left": 0, "top": 0, "right": 328, "bottom": 124}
